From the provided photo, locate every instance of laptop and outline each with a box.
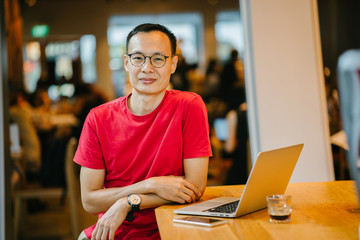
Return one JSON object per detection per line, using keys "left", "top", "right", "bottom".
{"left": 174, "top": 143, "right": 304, "bottom": 218}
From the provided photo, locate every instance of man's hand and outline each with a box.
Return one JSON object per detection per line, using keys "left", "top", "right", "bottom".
{"left": 91, "top": 198, "right": 130, "bottom": 240}
{"left": 146, "top": 176, "right": 202, "bottom": 204}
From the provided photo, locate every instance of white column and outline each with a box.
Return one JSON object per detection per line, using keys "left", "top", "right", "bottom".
{"left": 240, "top": 0, "right": 334, "bottom": 182}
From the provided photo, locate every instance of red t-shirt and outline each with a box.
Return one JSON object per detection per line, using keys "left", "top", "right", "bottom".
{"left": 74, "top": 90, "right": 212, "bottom": 239}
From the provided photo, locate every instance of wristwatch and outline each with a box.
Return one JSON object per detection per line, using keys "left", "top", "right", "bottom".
{"left": 126, "top": 194, "right": 141, "bottom": 222}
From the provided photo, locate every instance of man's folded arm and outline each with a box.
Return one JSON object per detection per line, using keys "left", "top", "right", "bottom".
{"left": 80, "top": 156, "right": 209, "bottom": 214}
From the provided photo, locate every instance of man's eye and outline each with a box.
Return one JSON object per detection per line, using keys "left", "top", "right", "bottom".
{"left": 132, "top": 56, "right": 144, "bottom": 61}
{"left": 153, "top": 56, "right": 164, "bottom": 62}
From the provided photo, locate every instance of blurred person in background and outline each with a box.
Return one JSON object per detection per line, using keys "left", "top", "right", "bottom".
{"left": 170, "top": 48, "right": 190, "bottom": 91}
{"left": 72, "top": 83, "right": 108, "bottom": 140}
{"left": 203, "top": 58, "right": 222, "bottom": 100}
{"left": 325, "top": 78, "right": 341, "bottom": 135}
{"left": 220, "top": 49, "right": 244, "bottom": 106}
{"left": 223, "top": 86, "right": 249, "bottom": 185}
{"left": 9, "top": 89, "right": 42, "bottom": 182}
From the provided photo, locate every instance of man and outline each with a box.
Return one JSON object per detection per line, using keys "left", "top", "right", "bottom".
{"left": 74, "top": 23, "right": 212, "bottom": 240}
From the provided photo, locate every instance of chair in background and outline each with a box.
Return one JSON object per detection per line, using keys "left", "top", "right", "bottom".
{"left": 337, "top": 49, "right": 360, "bottom": 203}
{"left": 13, "top": 137, "right": 80, "bottom": 239}
{"left": 65, "top": 137, "right": 82, "bottom": 239}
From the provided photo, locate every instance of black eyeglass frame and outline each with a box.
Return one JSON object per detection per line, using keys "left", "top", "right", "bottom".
{"left": 127, "top": 53, "right": 170, "bottom": 68}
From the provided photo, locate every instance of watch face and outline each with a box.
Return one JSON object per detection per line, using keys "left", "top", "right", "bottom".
{"left": 129, "top": 194, "right": 141, "bottom": 205}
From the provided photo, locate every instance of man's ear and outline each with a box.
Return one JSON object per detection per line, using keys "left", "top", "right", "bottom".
{"left": 171, "top": 55, "right": 178, "bottom": 74}
{"left": 124, "top": 54, "right": 129, "bottom": 72}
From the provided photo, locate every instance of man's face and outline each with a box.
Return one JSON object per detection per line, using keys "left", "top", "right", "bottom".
{"left": 124, "top": 31, "right": 178, "bottom": 96}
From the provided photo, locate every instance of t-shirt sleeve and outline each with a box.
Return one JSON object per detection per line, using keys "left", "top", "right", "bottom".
{"left": 73, "top": 110, "right": 105, "bottom": 169}
{"left": 183, "top": 95, "right": 213, "bottom": 159}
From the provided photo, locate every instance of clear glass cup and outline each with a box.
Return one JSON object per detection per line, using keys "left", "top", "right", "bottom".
{"left": 266, "top": 195, "right": 292, "bottom": 223}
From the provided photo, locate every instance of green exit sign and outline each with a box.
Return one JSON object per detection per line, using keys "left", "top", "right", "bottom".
{"left": 31, "top": 25, "right": 49, "bottom": 38}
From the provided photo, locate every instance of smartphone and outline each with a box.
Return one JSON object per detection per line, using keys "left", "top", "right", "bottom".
{"left": 173, "top": 216, "right": 227, "bottom": 227}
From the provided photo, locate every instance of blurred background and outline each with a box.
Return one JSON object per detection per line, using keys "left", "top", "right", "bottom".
{"left": 1, "top": 0, "right": 360, "bottom": 239}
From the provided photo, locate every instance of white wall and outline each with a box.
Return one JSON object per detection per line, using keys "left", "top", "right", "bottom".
{"left": 240, "top": 0, "right": 335, "bottom": 182}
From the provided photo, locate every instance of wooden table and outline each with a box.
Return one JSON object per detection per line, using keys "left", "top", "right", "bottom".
{"left": 155, "top": 181, "right": 360, "bottom": 240}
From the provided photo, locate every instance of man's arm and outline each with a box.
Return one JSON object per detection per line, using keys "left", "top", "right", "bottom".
{"left": 183, "top": 156, "right": 209, "bottom": 198}
{"left": 224, "top": 109, "right": 237, "bottom": 154}
{"left": 80, "top": 168, "right": 197, "bottom": 214}
{"left": 80, "top": 157, "right": 208, "bottom": 214}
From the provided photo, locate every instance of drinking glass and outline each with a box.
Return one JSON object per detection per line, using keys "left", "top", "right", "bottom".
{"left": 266, "top": 195, "right": 292, "bottom": 223}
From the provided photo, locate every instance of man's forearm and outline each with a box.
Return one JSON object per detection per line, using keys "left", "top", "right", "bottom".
{"left": 81, "top": 165, "right": 205, "bottom": 214}
{"left": 82, "top": 178, "right": 155, "bottom": 214}
{"left": 82, "top": 176, "right": 198, "bottom": 214}
{"left": 138, "top": 193, "right": 172, "bottom": 210}
{"left": 84, "top": 191, "right": 171, "bottom": 218}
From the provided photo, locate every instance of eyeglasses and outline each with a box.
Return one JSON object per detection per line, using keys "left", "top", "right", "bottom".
{"left": 127, "top": 53, "right": 170, "bottom": 68}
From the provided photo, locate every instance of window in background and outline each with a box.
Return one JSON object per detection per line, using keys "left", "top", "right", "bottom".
{"left": 23, "top": 35, "right": 97, "bottom": 98}
{"left": 107, "top": 13, "right": 203, "bottom": 97}
{"left": 45, "top": 40, "right": 79, "bottom": 81}
{"left": 45, "top": 41, "right": 79, "bottom": 101}
{"left": 215, "top": 11, "right": 244, "bottom": 62}
{"left": 80, "top": 35, "right": 97, "bottom": 84}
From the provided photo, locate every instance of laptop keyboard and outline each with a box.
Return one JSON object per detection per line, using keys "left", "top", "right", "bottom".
{"left": 204, "top": 200, "right": 240, "bottom": 213}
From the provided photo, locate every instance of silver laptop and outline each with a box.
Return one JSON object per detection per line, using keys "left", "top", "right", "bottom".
{"left": 174, "top": 143, "right": 304, "bottom": 218}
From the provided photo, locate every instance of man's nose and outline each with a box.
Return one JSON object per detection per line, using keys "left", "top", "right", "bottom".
{"left": 141, "top": 57, "right": 154, "bottom": 71}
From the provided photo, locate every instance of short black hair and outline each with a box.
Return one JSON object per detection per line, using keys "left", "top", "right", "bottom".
{"left": 126, "top": 23, "right": 177, "bottom": 56}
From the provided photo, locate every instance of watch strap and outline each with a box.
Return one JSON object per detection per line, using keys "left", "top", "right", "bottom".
{"left": 132, "top": 203, "right": 140, "bottom": 212}
{"left": 126, "top": 211, "right": 134, "bottom": 222}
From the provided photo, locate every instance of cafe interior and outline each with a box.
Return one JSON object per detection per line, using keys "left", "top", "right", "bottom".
{"left": 1, "top": 0, "right": 360, "bottom": 239}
